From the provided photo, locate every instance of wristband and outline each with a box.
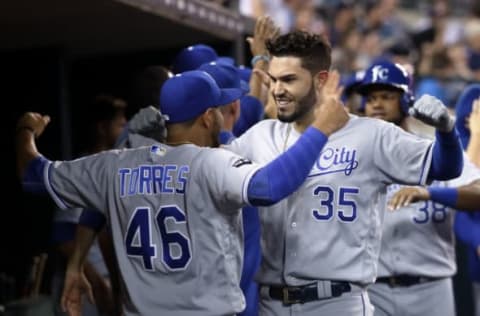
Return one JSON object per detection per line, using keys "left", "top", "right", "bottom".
{"left": 251, "top": 55, "right": 270, "bottom": 67}
{"left": 427, "top": 187, "right": 458, "bottom": 208}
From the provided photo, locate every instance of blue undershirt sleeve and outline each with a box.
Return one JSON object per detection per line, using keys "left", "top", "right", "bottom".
{"left": 427, "top": 129, "right": 463, "bottom": 180}
{"left": 79, "top": 209, "right": 107, "bottom": 232}
{"left": 247, "top": 127, "right": 328, "bottom": 206}
{"left": 22, "top": 156, "right": 49, "bottom": 194}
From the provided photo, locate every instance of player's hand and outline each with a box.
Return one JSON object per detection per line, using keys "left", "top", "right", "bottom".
{"left": 61, "top": 266, "right": 94, "bottom": 316}
{"left": 312, "top": 70, "right": 349, "bottom": 136}
{"left": 387, "top": 186, "right": 430, "bottom": 211}
{"left": 128, "top": 106, "right": 167, "bottom": 142}
{"left": 467, "top": 98, "right": 480, "bottom": 136}
{"left": 16, "top": 112, "right": 51, "bottom": 138}
{"left": 408, "top": 94, "right": 455, "bottom": 132}
{"left": 246, "top": 15, "right": 279, "bottom": 58}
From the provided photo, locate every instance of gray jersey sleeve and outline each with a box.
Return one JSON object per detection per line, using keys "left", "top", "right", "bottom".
{"left": 44, "top": 151, "right": 119, "bottom": 213}
{"left": 196, "top": 147, "right": 262, "bottom": 212}
{"left": 373, "top": 121, "right": 433, "bottom": 185}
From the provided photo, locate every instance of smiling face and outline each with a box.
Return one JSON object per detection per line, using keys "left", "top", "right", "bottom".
{"left": 268, "top": 56, "right": 317, "bottom": 123}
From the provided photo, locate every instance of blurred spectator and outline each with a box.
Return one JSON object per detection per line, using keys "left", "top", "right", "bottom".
{"left": 464, "top": 19, "right": 480, "bottom": 81}
{"left": 411, "top": 0, "right": 463, "bottom": 50}
{"left": 239, "top": 0, "right": 295, "bottom": 33}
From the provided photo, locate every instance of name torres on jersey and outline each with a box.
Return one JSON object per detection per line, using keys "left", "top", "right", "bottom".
{"left": 118, "top": 165, "right": 189, "bottom": 197}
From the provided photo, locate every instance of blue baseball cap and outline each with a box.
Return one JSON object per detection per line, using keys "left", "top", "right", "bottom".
{"left": 233, "top": 95, "right": 264, "bottom": 137}
{"left": 160, "top": 70, "right": 243, "bottom": 123}
{"left": 237, "top": 65, "right": 252, "bottom": 82}
{"left": 217, "top": 56, "right": 236, "bottom": 66}
{"left": 171, "top": 44, "right": 218, "bottom": 74}
{"left": 198, "top": 61, "right": 250, "bottom": 94}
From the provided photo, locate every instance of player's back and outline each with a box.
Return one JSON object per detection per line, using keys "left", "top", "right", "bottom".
{"left": 109, "top": 143, "right": 247, "bottom": 315}
{"left": 47, "top": 143, "right": 254, "bottom": 315}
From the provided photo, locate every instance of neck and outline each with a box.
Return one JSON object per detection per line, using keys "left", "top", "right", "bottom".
{"left": 293, "top": 110, "right": 315, "bottom": 133}
{"left": 166, "top": 126, "right": 211, "bottom": 147}
{"left": 89, "top": 143, "right": 110, "bottom": 154}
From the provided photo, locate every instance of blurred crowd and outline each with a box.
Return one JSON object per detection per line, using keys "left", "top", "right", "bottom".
{"left": 238, "top": 0, "right": 480, "bottom": 109}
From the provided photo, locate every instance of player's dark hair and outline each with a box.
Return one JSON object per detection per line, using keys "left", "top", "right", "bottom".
{"left": 84, "top": 94, "right": 127, "bottom": 150}
{"left": 266, "top": 30, "right": 332, "bottom": 74}
{"left": 129, "top": 65, "right": 172, "bottom": 119}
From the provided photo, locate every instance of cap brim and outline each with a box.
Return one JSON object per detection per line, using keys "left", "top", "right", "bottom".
{"left": 217, "top": 87, "right": 243, "bottom": 106}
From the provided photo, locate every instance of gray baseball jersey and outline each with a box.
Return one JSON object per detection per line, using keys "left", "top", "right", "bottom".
{"left": 226, "top": 115, "right": 433, "bottom": 285}
{"left": 377, "top": 155, "right": 480, "bottom": 278}
{"left": 43, "top": 143, "right": 262, "bottom": 316}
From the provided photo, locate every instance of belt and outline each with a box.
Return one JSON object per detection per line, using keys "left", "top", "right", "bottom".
{"left": 267, "top": 281, "right": 351, "bottom": 305}
{"left": 376, "top": 275, "right": 441, "bottom": 287}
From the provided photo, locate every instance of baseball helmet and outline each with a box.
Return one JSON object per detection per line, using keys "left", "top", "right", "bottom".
{"left": 357, "top": 60, "right": 414, "bottom": 114}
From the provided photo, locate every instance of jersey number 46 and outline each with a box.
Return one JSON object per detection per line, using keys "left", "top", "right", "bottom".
{"left": 125, "top": 206, "right": 192, "bottom": 271}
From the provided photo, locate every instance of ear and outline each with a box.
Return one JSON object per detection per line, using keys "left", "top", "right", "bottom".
{"left": 313, "top": 70, "right": 328, "bottom": 90}
{"left": 200, "top": 108, "right": 215, "bottom": 129}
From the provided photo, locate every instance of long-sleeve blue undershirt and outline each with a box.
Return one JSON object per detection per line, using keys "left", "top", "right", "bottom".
{"left": 427, "top": 129, "right": 463, "bottom": 181}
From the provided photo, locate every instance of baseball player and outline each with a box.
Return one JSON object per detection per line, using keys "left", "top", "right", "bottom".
{"left": 452, "top": 85, "right": 480, "bottom": 316}
{"left": 223, "top": 31, "right": 463, "bottom": 316}
{"left": 16, "top": 70, "right": 349, "bottom": 315}
{"left": 357, "top": 60, "right": 479, "bottom": 316}
{"left": 50, "top": 94, "right": 127, "bottom": 316}
{"left": 197, "top": 60, "right": 263, "bottom": 316}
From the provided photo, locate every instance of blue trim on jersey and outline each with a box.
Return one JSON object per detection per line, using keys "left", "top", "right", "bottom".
{"left": 427, "top": 187, "right": 458, "bottom": 208}
{"left": 428, "top": 129, "right": 463, "bottom": 180}
{"left": 22, "top": 156, "right": 49, "bottom": 194}
{"left": 219, "top": 130, "right": 235, "bottom": 145}
{"left": 247, "top": 127, "right": 328, "bottom": 206}
{"left": 79, "top": 209, "right": 106, "bottom": 232}
{"left": 51, "top": 222, "right": 76, "bottom": 244}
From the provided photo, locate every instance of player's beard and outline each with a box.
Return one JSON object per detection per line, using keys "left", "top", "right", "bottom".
{"left": 277, "top": 82, "right": 316, "bottom": 123}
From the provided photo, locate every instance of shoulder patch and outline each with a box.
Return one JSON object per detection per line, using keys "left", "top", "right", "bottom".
{"left": 151, "top": 145, "right": 167, "bottom": 156}
{"left": 232, "top": 158, "right": 252, "bottom": 168}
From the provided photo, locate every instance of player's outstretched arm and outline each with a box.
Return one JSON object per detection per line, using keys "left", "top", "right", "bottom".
{"left": 16, "top": 112, "right": 50, "bottom": 180}
{"left": 61, "top": 225, "right": 96, "bottom": 316}
{"left": 388, "top": 179, "right": 480, "bottom": 211}
{"left": 247, "top": 71, "right": 349, "bottom": 205}
{"left": 409, "top": 95, "right": 463, "bottom": 180}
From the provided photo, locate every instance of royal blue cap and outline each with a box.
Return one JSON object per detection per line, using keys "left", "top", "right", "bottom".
{"left": 233, "top": 95, "right": 264, "bottom": 137}
{"left": 237, "top": 65, "right": 253, "bottom": 82}
{"left": 217, "top": 56, "right": 236, "bottom": 66}
{"left": 160, "top": 70, "right": 243, "bottom": 123}
{"left": 198, "top": 61, "right": 250, "bottom": 94}
{"left": 171, "top": 44, "right": 218, "bottom": 74}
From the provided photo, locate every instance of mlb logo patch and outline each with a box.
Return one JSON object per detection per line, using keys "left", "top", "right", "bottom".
{"left": 151, "top": 145, "right": 167, "bottom": 156}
